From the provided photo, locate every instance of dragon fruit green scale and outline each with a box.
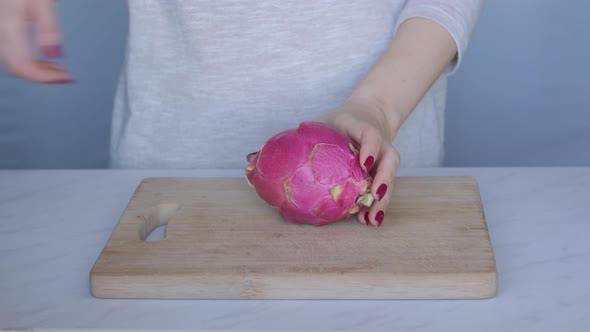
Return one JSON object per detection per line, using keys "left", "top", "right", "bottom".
{"left": 245, "top": 121, "right": 374, "bottom": 226}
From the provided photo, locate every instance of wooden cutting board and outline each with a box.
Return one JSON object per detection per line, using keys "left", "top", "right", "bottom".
{"left": 90, "top": 176, "right": 497, "bottom": 299}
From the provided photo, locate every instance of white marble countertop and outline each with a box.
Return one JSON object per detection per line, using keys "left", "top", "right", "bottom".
{"left": 1, "top": 168, "right": 589, "bottom": 331}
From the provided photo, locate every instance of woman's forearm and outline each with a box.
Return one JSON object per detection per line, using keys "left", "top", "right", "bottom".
{"left": 348, "top": 17, "right": 458, "bottom": 139}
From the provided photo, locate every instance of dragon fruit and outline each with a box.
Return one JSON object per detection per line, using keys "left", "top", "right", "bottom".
{"left": 245, "top": 121, "right": 374, "bottom": 226}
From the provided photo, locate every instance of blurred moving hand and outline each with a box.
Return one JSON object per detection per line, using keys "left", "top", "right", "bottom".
{"left": 0, "top": 0, "right": 72, "bottom": 83}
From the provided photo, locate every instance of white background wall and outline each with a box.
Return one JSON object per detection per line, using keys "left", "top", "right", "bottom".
{"left": 1, "top": 0, "right": 588, "bottom": 169}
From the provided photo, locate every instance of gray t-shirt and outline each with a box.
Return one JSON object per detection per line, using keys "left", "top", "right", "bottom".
{"left": 110, "top": 0, "right": 483, "bottom": 169}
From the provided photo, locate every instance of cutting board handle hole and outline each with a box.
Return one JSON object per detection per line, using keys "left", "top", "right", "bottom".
{"left": 138, "top": 203, "right": 181, "bottom": 241}
{"left": 145, "top": 224, "right": 167, "bottom": 241}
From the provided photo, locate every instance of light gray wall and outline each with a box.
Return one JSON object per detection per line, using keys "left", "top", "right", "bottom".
{"left": 1, "top": 0, "right": 588, "bottom": 169}
{"left": 445, "top": 0, "right": 590, "bottom": 166}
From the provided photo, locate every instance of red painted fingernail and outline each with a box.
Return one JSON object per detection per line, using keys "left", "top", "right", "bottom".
{"left": 43, "top": 45, "right": 64, "bottom": 58}
{"left": 364, "top": 212, "right": 370, "bottom": 225}
{"left": 46, "top": 78, "right": 74, "bottom": 84}
{"left": 377, "top": 183, "right": 387, "bottom": 201}
{"left": 375, "top": 210, "right": 384, "bottom": 227}
{"left": 364, "top": 156, "right": 374, "bottom": 171}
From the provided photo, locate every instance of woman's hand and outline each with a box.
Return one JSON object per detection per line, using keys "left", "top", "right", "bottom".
{"left": 319, "top": 97, "right": 400, "bottom": 228}
{"left": 320, "top": 17, "right": 460, "bottom": 227}
{"left": 0, "top": 0, "right": 72, "bottom": 83}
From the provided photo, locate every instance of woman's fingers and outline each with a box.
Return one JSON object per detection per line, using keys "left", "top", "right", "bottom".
{"left": 0, "top": 0, "right": 71, "bottom": 83}
{"left": 33, "top": 0, "right": 63, "bottom": 58}
{"left": 357, "top": 125, "right": 381, "bottom": 173}
{"left": 318, "top": 102, "right": 400, "bottom": 228}
{"left": 354, "top": 133, "right": 399, "bottom": 228}
{"left": 365, "top": 142, "right": 400, "bottom": 227}
{"left": 344, "top": 124, "right": 399, "bottom": 228}
{"left": 356, "top": 208, "right": 370, "bottom": 225}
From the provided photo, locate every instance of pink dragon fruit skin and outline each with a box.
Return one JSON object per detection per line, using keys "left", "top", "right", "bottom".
{"left": 245, "top": 121, "right": 374, "bottom": 226}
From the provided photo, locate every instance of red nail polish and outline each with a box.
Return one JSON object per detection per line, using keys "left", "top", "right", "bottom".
{"left": 46, "top": 78, "right": 74, "bottom": 84}
{"left": 43, "top": 45, "right": 63, "bottom": 58}
{"left": 375, "top": 210, "right": 384, "bottom": 227}
{"left": 363, "top": 212, "right": 370, "bottom": 225}
{"left": 377, "top": 183, "right": 387, "bottom": 201}
{"left": 364, "top": 156, "right": 374, "bottom": 171}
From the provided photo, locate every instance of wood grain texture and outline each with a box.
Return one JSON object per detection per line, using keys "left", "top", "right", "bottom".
{"left": 90, "top": 176, "right": 497, "bottom": 299}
